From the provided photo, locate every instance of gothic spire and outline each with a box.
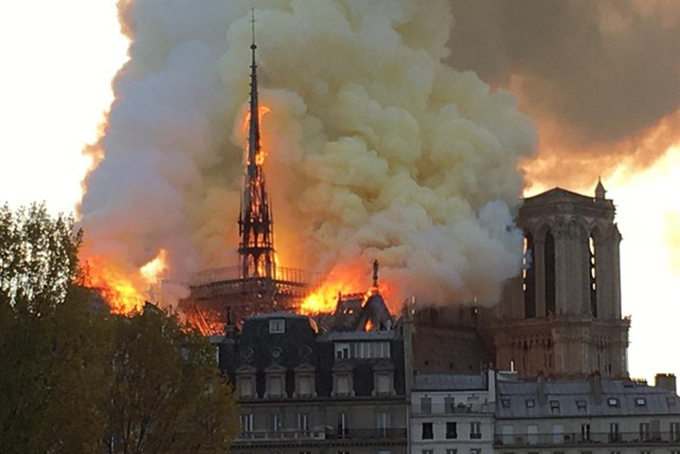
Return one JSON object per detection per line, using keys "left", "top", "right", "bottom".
{"left": 247, "top": 8, "right": 260, "bottom": 175}
{"left": 238, "top": 10, "right": 276, "bottom": 282}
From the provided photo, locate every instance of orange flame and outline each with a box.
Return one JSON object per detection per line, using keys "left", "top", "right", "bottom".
{"left": 241, "top": 105, "right": 271, "bottom": 166}
{"left": 299, "top": 262, "right": 391, "bottom": 315}
{"left": 83, "top": 249, "right": 168, "bottom": 315}
{"left": 83, "top": 259, "right": 145, "bottom": 314}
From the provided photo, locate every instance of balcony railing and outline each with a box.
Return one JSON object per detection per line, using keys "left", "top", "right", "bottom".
{"left": 237, "top": 428, "right": 407, "bottom": 441}
{"left": 494, "top": 431, "right": 680, "bottom": 447}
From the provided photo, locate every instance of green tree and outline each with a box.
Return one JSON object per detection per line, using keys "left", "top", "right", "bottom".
{"left": 106, "top": 307, "right": 239, "bottom": 454}
{"left": 0, "top": 204, "right": 238, "bottom": 453}
{"left": 0, "top": 204, "right": 110, "bottom": 453}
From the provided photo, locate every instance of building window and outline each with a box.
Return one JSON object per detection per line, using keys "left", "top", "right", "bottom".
{"left": 270, "top": 413, "right": 281, "bottom": 433}
{"left": 298, "top": 413, "right": 310, "bottom": 436}
{"left": 581, "top": 423, "right": 591, "bottom": 441}
{"left": 422, "top": 450, "right": 434, "bottom": 454}
{"left": 445, "top": 396, "right": 456, "bottom": 412}
{"left": 421, "top": 397, "right": 432, "bottom": 414}
{"left": 550, "top": 400, "right": 560, "bottom": 414}
{"left": 502, "top": 425, "right": 514, "bottom": 444}
{"left": 470, "top": 421, "right": 482, "bottom": 439}
{"left": 446, "top": 450, "right": 458, "bottom": 454}
{"left": 335, "top": 343, "right": 350, "bottom": 359}
{"left": 671, "top": 422, "right": 680, "bottom": 441}
{"left": 609, "top": 422, "right": 620, "bottom": 442}
{"left": 240, "top": 413, "right": 253, "bottom": 434}
{"left": 296, "top": 374, "right": 313, "bottom": 397}
{"left": 552, "top": 424, "right": 564, "bottom": 444}
{"left": 237, "top": 376, "right": 255, "bottom": 399}
{"left": 446, "top": 421, "right": 458, "bottom": 439}
{"left": 337, "top": 412, "right": 349, "bottom": 438}
{"left": 269, "top": 319, "right": 285, "bottom": 333}
{"left": 422, "top": 422, "right": 434, "bottom": 440}
{"left": 501, "top": 398, "right": 510, "bottom": 408}
{"left": 635, "top": 397, "right": 647, "bottom": 406}
{"left": 525, "top": 399, "right": 535, "bottom": 408}
{"left": 470, "top": 449, "right": 481, "bottom": 454}
{"left": 266, "top": 374, "right": 284, "bottom": 398}
{"left": 527, "top": 424, "right": 538, "bottom": 444}
{"left": 576, "top": 400, "right": 587, "bottom": 412}
{"left": 375, "top": 370, "right": 394, "bottom": 395}
{"left": 608, "top": 397, "right": 619, "bottom": 407}
{"left": 376, "top": 411, "right": 390, "bottom": 437}
{"left": 639, "top": 422, "right": 651, "bottom": 441}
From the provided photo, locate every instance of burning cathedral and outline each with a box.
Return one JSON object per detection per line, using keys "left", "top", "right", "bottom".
{"left": 178, "top": 18, "right": 393, "bottom": 336}
{"left": 178, "top": 19, "right": 631, "bottom": 384}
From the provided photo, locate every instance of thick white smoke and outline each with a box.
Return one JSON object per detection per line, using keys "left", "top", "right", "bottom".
{"left": 79, "top": 0, "right": 536, "bottom": 306}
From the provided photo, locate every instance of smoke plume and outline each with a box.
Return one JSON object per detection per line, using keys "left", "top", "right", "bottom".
{"left": 79, "top": 0, "right": 536, "bottom": 307}
{"left": 446, "top": 0, "right": 680, "bottom": 191}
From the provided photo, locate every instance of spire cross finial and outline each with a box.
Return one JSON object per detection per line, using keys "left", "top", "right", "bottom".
{"left": 250, "top": 8, "right": 256, "bottom": 49}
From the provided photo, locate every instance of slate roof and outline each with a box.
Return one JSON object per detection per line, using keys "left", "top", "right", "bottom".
{"left": 496, "top": 378, "right": 680, "bottom": 419}
{"left": 414, "top": 373, "right": 487, "bottom": 391}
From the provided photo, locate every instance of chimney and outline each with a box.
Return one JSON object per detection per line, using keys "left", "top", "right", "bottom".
{"left": 537, "top": 371, "right": 546, "bottom": 404}
{"left": 589, "top": 371, "right": 603, "bottom": 404}
{"left": 655, "top": 373, "right": 677, "bottom": 394}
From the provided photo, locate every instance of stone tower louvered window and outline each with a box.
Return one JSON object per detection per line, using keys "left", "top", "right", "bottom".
{"left": 545, "top": 231, "right": 556, "bottom": 315}
{"left": 589, "top": 233, "right": 598, "bottom": 318}
{"left": 523, "top": 233, "right": 536, "bottom": 319}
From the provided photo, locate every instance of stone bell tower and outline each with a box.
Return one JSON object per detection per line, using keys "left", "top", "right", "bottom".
{"left": 495, "top": 182, "right": 630, "bottom": 379}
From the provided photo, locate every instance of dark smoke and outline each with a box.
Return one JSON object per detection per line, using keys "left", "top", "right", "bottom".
{"left": 446, "top": 0, "right": 679, "bottom": 175}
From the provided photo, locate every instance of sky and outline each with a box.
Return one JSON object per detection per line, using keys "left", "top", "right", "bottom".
{"left": 0, "top": 0, "right": 678, "bottom": 382}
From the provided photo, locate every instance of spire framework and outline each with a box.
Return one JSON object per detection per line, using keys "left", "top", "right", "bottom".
{"left": 238, "top": 11, "right": 276, "bottom": 282}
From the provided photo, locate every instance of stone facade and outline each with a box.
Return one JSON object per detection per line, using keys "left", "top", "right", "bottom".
{"left": 496, "top": 186, "right": 630, "bottom": 379}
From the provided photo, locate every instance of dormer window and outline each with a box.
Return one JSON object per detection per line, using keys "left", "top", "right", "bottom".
{"left": 269, "top": 319, "right": 285, "bottom": 334}
{"left": 608, "top": 398, "right": 619, "bottom": 407}
{"left": 335, "top": 343, "right": 350, "bottom": 359}
{"left": 373, "top": 361, "right": 395, "bottom": 396}
{"left": 235, "top": 364, "right": 257, "bottom": 400}
{"left": 526, "top": 399, "right": 535, "bottom": 408}
{"left": 264, "top": 364, "right": 287, "bottom": 398}
{"left": 635, "top": 397, "right": 647, "bottom": 406}
{"left": 294, "top": 364, "right": 316, "bottom": 398}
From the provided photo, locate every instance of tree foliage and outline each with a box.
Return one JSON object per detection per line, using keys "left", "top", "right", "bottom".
{"left": 0, "top": 204, "right": 238, "bottom": 453}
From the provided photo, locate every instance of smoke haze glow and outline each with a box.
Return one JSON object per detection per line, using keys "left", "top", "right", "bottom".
{"left": 0, "top": 0, "right": 677, "bottom": 382}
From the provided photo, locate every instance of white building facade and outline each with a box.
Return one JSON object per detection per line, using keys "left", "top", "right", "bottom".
{"left": 411, "top": 370, "right": 496, "bottom": 454}
{"left": 494, "top": 374, "right": 680, "bottom": 454}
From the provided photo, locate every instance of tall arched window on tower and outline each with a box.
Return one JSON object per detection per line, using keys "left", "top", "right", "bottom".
{"left": 589, "top": 233, "right": 598, "bottom": 318}
{"left": 545, "top": 231, "right": 556, "bottom": 315}
{"left": 523, "top": 233, "right": 536, "bottom": 319}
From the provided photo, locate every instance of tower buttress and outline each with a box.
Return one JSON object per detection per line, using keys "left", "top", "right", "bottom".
{"left": 238, "top": 11, "right": 276, "bottom": 281}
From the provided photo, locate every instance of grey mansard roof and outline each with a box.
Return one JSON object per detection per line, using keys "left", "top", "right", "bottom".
{"left": 496, "top": 378, "right": 679, "bottom": 419}
{"left": 414, "top": 373, "right": 487, "bottom": 392}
